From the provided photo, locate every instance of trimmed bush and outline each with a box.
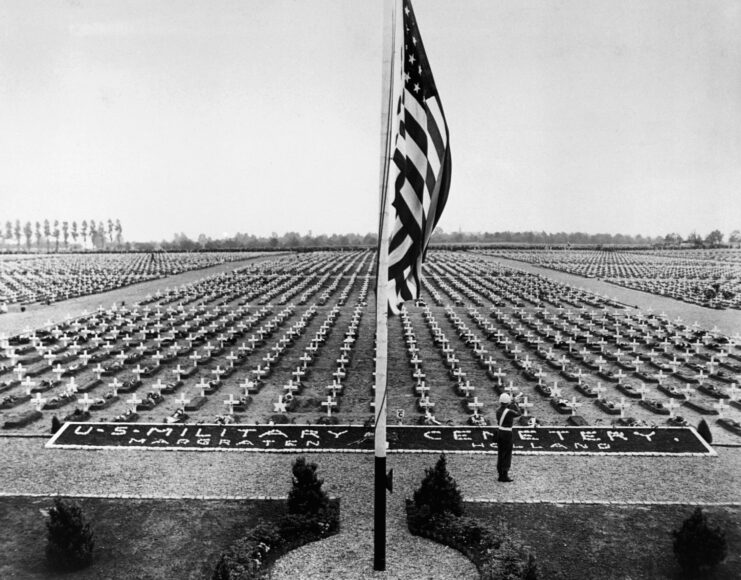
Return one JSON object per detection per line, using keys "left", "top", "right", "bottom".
{"left": 672, "top": 507, "right": 727, "bottom": 576}
{"left": 413, "top": 454, "right": 463, "bottom": 517}
{"left": 697, "top": 419, "right": 713, "bottom": 444}
{"left": 51, "top": 415, "right": 62, "bottom": 434}
{"left": 287, "top": 457, "right": 329, "bottom": 516}
{"left": 46, "top": 497, "right": 94, "bottom": 571}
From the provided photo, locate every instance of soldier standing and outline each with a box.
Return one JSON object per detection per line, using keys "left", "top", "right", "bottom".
{"left": 495, "top": 393, "right": 522, "bottom": 482}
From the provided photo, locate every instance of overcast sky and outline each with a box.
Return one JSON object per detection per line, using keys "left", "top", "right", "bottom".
{"left": 2, "top": 0, "right": 740, "bottom": 241}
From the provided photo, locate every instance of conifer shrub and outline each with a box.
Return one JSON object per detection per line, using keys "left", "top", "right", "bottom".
{"left": 672, "top": 507, "right": 727, "bottom": 576}
{"left": 287, "top": 457, "right": 329, "bottom": 516}
{"left": 697, "top": 419, "right": 713, "bottom": 444}
{"left": 212, "top": 458, "right": 338, "bottom": 580}
{"left": 46, "top": 498, "right": 94, "bottom": 571}
{"left": 408, "top": 455, "right": 538, "bottom": 579}
{"left": 51, "top": 415, "right": 62, "bottom": 434}
{"left": 413, "top": 453, "right": 463, "bottom": 517}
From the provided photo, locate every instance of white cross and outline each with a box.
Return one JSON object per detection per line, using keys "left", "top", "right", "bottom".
{"left": 14, "top": 363, "right": 26, "bottom": 381}
{"left": 31, "top": 392, "right": 47, "bottom": 410}
{"left": 21, "top": 375, "right": 36, "bottom": 391}
{"left": 467, "top": 396, "right": 483, "bottom": 413}
{"left": 459, "top": 380, "right": 476, "bottom": 397}
{"left": 189, "top": 352, "right": 202, "bottom": 367}
{"left": 656, "top": 370, "right": 666, "bottom": 384}
{"left": 615, "top": 369, "right": 626, "bottom": 384}
{"left": 197, "top": 377, "right": 210, "bottom": 396}
{"left": 415, "top": 382, "right": 430, "bottom": 396}
{"left": 618, "top": 397, "right": 631, "bottom": 418}
{"left": 713, "top": 399, "right": 727, "bottom": 418}
{"left": 126, "top": 393, "right": 142, "bottom": 412}
{"left": 681, "top": 384, "right": 694, "bottom": 399}
{"left": 78, "top": 393, "right": 94, "bottom": 412}
{"left": 43, "top": 351, "right": 56, "bottom": 366}
{"left": 115, "top": 351, "right": 127, "bottom": 365}
{"left": 696, "top": 370, "right": 706, "bottom": 386}
{"left": 93, "top": 363, "right": 104, "bottom": 379}
{"left": 133, "top": 364, "right": 144, "bottom": 378}
{"left": 491, "top": 367, "right": 506, "bottom": 385}
{"left": 566, "top": 396, "right": 583, "bottom": 415}
{"left": 321, "top": 396, "right": 337, "bottom": 416}
{"left": 519, "top": 396, "right": 534, "bottom": 416}
{"left": 550, "top": 381, "right": 563, "bottom": 399}
{"left": 52, "top": 364, "right": 65, "bottom": 381}
{"left": 108, "top": 378, "right": 122, "bottom": 397}
{"left": 226, "top": 351, "right": 238, "bottom": 368}
{"left": 240, "top": 377, "right": 257, "bottom": 395}
{"left": 211, "top": 366, "right": 225, "bottom": 381}
{"left": 152, "top": 351, "right": 164, "bottom": 366}
{"left": 291, "top": 367, "right": 305, "bottom": 383}
{"left": 223, "top": 393, "right": 239, "bottom": 415}
{"left": 666, "top": 398, "right": 681, "bottom": 418}
{"left": 534, "top": 368, "right": 546, "bottom": 385}
{"left": 66, "top": 377, "right": 78, "bottom": 394}
{"left": 418, "top": 396, "right": 434, "bottom": 410}
{"left": 326, "top": 381, "right": 342, "bottom": 398}
{"left": 175, "top": 392, "right": 190, "bottom": 408}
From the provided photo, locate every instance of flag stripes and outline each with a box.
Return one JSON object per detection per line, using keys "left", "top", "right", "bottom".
{"left": 387, "top": 0, "right": 451, "bottom": 314}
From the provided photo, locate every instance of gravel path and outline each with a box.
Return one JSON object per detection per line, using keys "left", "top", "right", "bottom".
{"left": 1, "top": 438, "right": 739, "bottom": 578}
{"left": 487, "top": 255, "right": 741, "bottom": 336}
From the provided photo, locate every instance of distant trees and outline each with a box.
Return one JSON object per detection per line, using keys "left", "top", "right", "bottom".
{"left": 53, "top": 220, "right": 60, "bottom": 251}
{"left": 705, "top": 229, "right": 723, "bottom": 247}
{"left": 23, "top": 221, "right": 32, "bottom": 249}
{"left": 0, "top": 217, "right": 124, "bottom": 252}
{"left": 43, "top": 219, "right": 51, "bottom": 251}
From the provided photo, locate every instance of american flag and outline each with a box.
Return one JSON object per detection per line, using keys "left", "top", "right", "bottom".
{"left": 387, "top": 0, "right": 451, "bottom": 314}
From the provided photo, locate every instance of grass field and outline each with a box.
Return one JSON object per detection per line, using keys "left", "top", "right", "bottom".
{"left": 0, "top": 496, "right": 282, "bottom": 580}
{"left": 467, "top": 503, "right": 741, "bottom": 580}
{"left": 2, "top": 496, "right": 738, "bottom": 579}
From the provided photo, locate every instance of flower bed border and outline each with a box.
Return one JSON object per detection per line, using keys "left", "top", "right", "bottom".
{"left": 406, "top": 499, "right": 537, "bottom": 580}
{"left": 212, "top": 499, "right": 339, "bottom": 580}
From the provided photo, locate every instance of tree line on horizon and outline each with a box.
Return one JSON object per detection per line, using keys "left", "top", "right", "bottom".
{"left": 143, "top": 227, "right": 738, "bottom": 252}
{"left": 1, "top": 219, "right": 123, "bottom": 252}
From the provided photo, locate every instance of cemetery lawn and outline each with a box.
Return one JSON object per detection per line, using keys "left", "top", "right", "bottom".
{"left": 0, "top": 495, "right": 282, "bottom": 580}
{"left": 466, "top": 502, "right": 741, "bottom": 580}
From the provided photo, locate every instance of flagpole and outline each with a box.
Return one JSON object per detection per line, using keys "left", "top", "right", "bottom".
{"left": 374, "top": 0, "right": 397, "bottom": 571}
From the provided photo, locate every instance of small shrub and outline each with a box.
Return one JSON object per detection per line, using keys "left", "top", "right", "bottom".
{"left": 672, "top": 507, "right": 727, "bottom": 576}
{"left": 46, "top": 497, "right": 94, "bottom": 571}
{"left": 697, "top": 419, "right": 712, "bottom": 444}
{"left": 51, "top": 415, "right": 61, "bottom": 434}
{"left": 287, "top": 457, "right": 329, "bottom": 516}
{"left": 413, "top": 454, "right": 463, "bottom": 517}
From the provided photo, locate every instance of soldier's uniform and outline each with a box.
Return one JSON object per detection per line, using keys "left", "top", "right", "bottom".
{"left": 495, "top": 393, "right": 521, "bottom": 482}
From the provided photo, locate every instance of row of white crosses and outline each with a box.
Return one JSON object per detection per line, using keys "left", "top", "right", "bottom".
{"left": 264, "top": 304, "right": 326, "bottom": 414}
{"left": 320, "top": 302, "right": 364, "bottom": 417}
{"left": 398, "top": 306, "right": 438, "bottom": 423}
{"left": 5, "top": 253, "right": 364, "bottom": 417}
{"left": 422, "top": 305, "right": 490, "bottom": 421}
